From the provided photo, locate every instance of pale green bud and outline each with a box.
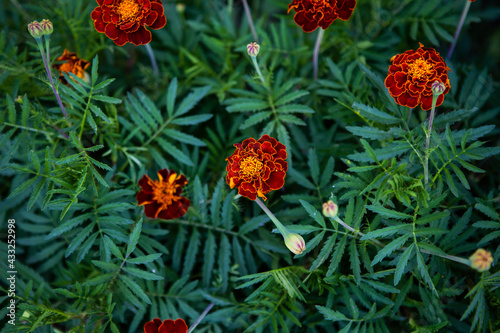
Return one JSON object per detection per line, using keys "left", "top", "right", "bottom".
{"left": 322, "top": 200, "right": 338, "bottom": 218}
{"left": 28, "top": 21, "right": 43, "bottom": 39}
{"left": 40, "top": 19, "right": 53, "bottom": 36}
{"left": 284, "top": 233, "right": 306, "bottom": 255}
{"left": 432, "top": 80, "right": 446, "bottom": 96}
{"left": 247, "top": 42, "right": 260, "bottom": 57}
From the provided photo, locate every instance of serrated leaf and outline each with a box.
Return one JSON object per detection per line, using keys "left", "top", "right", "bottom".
{"left": 127, "top": 219, "right": 142, "bottom": 256}
{"left": 122, "top": 267, "right": 163, "bottom": 280}
{"left": 371, "top": 233, "right": 410, "bottom": 266}
{"left": 394, "top": 244, "right": 414, "bottom": 285}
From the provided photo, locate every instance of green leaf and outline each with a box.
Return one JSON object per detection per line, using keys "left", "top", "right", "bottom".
{"left": 119, "top": 275, "right": 151, "bottom": 304}
{"left": 371, "top": 233, "right": 411, "bottom": 266}
{"left": 171, "top": 114, "right": 213, "bottom": 126}
{"left": 127, "top": 219, "right": 142, "bottom": 257}
{"left": 202, "top": 231, "right": 216, "bottom": 287}
{"left": 361, "top": 224, "right": 412, "bottom": 240}
{"left": 182, "top": 228, "right": 200, "bottom": 276}
{"left": 319, "top": 157, "right": 335, "bottom": 187}
{"left": 475, "top": 203, "right": 500, "bottom": 220}
{"left": 308, "top": 148, "right": 320, "bottom": 184}
{"left": 416, "top": 249, "right": 437, "bottom": 296}
{"left": 163, "top": 128, "right": 206, "bottom": 146}
{"left": 104, "top": 236, "right": 124, "bottom": 260}
{"left": 157, "top": 138, "right": 193, "bottom": 166}
{"left": 127, "top": 253, "right": 162, "bottom": 264}
{"left": 299, "top": 200, "right": 326, "bottom": 228}
{"left": 92, "top": 95, "right": 122, "bottom": 104}
{"left": 365, "top": 205, "right": 413, "bottom": 220}
{"left": 65, "top": 224, "right": 93, "bottom": 258}
{"left": 327, "top": 234, "right": 348, "bottom": 276}
{"left": 89, "top": 104, "right": 111, "bottom": 123}
{"left": 316, "top": 306, "right": 349, "bottom": 322}
{"left": 77, "top": 231, "right": 99, "bottom": 263}
{"left": 166, "top": 77, "right": 178, "bottom": 117}
{"left": 91, "top": 56, "right": 98, "bottom": 86}
{"left": 240, "top": 111, "right": 273, "bottom": 129}
{"left": 394, "top": 243, "right": 414, "bottom": 286}
{"left": 288, "top": 168, "right": 315, "bottom": 190}
{"left": 310, "top": 234, "right": 336, "bottom": 271}
{"left": 175, "top": 86, "right": 210, "bottom": 117}
{"left": 91, "top": 260, "right": 119, "bottom": 271}
{"left": 275, "top": 90, "right": 309, "bottom": 106}
{"left": 414, "top": 211, "right": 449, "bottom": 225}
{"left": 122, "top": 267, "right": 163, "bottom": 280}
{"left": 360, "top": 139, "right": 379, "bottom": 164}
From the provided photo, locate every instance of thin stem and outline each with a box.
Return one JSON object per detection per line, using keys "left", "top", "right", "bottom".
{"left": 241, "top": 0, "right": 258, "bottom": 41}
{"left": 333, "top": 216, "right": 385, "bottom": 248}
{"left": 255, "top": 198, "right": 289, "bottom": 237}
{"left": 407, "top": 107, "right": 413, "bottom": 125}
{"left": 447, "top": 1, "right": 472, "bottom": 59}
{"left": 144, "top": 43, "right": 159, "bottom": 76}
{"left": 251, "top": 56, "right": 266, "bottom": 85}
{"left": 424, "top": 95, "right": 439, "bottom": 185}
{"left": 36, "top": 38, "right": 68, "bottom": 118}
{"left": 313, "top": 28, "right": 325, "bottom": 80}
{"left": 187, "top": 303, "right": 214, "bottom": 333}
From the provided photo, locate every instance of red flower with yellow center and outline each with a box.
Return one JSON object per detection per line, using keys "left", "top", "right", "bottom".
{"left": 136, "top": 169, "right": 190, "bottom": 219}
{"left": 226, "top": 135, "right": 287, "bottom": 201}
{"left": 385, "top": 43, "right": 451, "bottom": 110}
{"left": 52, "top": 49, "right": 90, "bottom": 85}
{"left": 144, "top": 318, "right": 188, "bottom": 333}
{"left": 288, "top": 0, "right": 357, "bottom": 33}
{"left": 91, "top": 0, "right": 167, "bottom": 46}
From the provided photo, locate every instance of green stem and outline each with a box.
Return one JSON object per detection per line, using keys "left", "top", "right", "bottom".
{"left": 144, "top": 43, "right": 159, "bottom": 76}
{"left": 251, "top": 56, "right": 265, "bottom": 85}
{"left": 424, "top": 95, "right": 439, "bottom": 185}
{"left": 255, "top": 197, "right": 290, "bottom": 238}
{"left": 313, "top": 28, "right": 324, "bottom": 80}
{"left": 333, "top": 215, "right": 385, "bottom": 248}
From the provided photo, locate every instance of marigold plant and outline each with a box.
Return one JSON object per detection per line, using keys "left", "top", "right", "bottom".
{"left": 287, "top": 0, "right": 356, "bottom": 32}
{"left": 384, "top": 43, "right": 451, "bottom": 110}
{"left": 136, "top": 169, "right": 190, "bottom": 219}
{"left": 91, "top": 0, "right": 167, "bottom": 46}
{"left": 226, "top": 134, "right": 287, "bottom": 201}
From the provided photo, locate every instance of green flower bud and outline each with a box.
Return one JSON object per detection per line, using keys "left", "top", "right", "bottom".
{"left": 247, "top": 42, "right": 260, "bottom": 57}
{"left": 432, "top": 80, "right": 446, "bottom": 96}
{"left": 40, "top": 19, "right": 53, "bottom": 35}
{"left": 284, "top": 233, "right": 306, "bottom": 255}
{"left": 28, "top": 21, "right": 43, "bottom": 39}
{"left": 322, "top": 200, "right": 338, "bottom": 218}
{"left": 469, "top": 248, "right": 493, "bottom": 272}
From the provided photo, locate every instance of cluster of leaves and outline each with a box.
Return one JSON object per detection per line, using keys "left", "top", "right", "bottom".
{"left": 1, "top": 0, "right": 500, "bottom": 333}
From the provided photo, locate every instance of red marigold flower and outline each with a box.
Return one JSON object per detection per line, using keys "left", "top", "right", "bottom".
{"left": 91, "top": 0, "right": 167, "bottom": 46}
{"left": 287, "top": 0, "right": 356, "bottom": 33}
{"left": 52, "top": 49, "right": 90, "bottom": 85}
{"left": 226, "top": 134, "right": 287, "bottom": 201}
{"left": 384, "top": 43, "right": 451, "bottom": 111}
{"left": 144, "top": 318, "right": 188, "bottom": 333}
{"left": 136, "top": 169, "right": 190, "bottom": 219}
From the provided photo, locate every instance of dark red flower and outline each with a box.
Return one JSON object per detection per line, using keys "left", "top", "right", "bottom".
{"left": 137, "top": 169, "right": 190, "bottom": 219}
{"left": 144, "top": 318, "right": 188, "bottom": 333}
{"left": 226, "top": 135, "right": 287, "bottom": 201}
{"left": 287, "top": 0, "right": 356, "bottom": 33}
{"left": 91, "top": 0, "right": 167, "bottom": 46}
{"left": 384, "top": 43, "right": 451, "bottom": 110}
{"left": 52, "top": 49, "right": 90, "bottom": 85}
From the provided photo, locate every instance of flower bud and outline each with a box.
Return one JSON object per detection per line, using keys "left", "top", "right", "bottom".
{"left": 247, "top": 42, "right": 260, "bottom": 57}
{"left": 469, "top": 248, "right": 493, "bottom": 272}
{"left": 40, "top": 19, "right": 53, "bottom": 35}
{"left": 322, "top": 200, "right": 338, "bottom": 218}
{"left": 432, "top": 80, "right": 446, "bottom": 96}
{"left": 284, "top": 233, "right": 306, "bottom": 255}
{"left": 15, "top": 96, "right": 23, "bottom": 104}
{"left": 28, "top": 21, "right": 43, "bottom": 39}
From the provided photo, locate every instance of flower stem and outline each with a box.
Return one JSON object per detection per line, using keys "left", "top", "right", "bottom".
{"left": 447, "top": 0, "right": 472, "bottom": 59}
{"left": 407, "top": 107, "right": 413, "bottom": 125}
{"left": 144, "top": 43, "right": 159, "bottom": 76}
{"left": 424, "top": 95, "right": 439, "bottom": 185}
{"left": 333, "top": 215, "right": 385, "bottom": 248}
{"left": 251, "top": 56, "right": 265, "bottom": 85}
{"left": 255, "top": 197, "right": 290, "bottom": 237}
{"left": 186, "top": 303, "right": 214, "bottom": 333}
{"left": 35, "top": 38, "right": 68, "bottom": 118}
{"left": 313, "top": 28, "right": 325, "bottom": 80}
{"left": 242, "top": 0, "right": 258, "bottom": 41}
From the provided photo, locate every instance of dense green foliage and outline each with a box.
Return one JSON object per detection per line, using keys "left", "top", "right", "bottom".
{"left": 1, "top": 0, "right": 500, "bottom": 332}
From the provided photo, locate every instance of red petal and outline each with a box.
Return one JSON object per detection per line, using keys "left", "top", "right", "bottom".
{"left": 138, "top": 175, "right": 154, "bottom": 192}
{"left": 128, "top": 26, "right": 152, "bottom": 45}
{"left": 144, "top": 202, "right": 161, "bottom": 219}
{"left": 265, "top": 171, "right": 286, "bottom": 190}
{"left": 145, "top": 10, "right": 158, "bottom": 26}
{"left": 136, "top": 191, "right": 153, "bottom": 206}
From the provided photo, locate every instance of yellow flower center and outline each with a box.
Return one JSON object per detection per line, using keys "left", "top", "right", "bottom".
{"left": 117, "top": 0, "right": 140, "bottom": 21}
{"left": 152, "top": 173, "right": 181, "bottom": 206}
{"left": 240, "top": 156, "right": 263, "bottom": 177}
{"left": 407, "top": 58, "right": 433, "bottom": 80}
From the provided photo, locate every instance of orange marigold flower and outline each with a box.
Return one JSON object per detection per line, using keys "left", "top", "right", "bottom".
{"left": 287, "top": 0, "right": 356, "bottom": 33}
{"left": 91, "top": 0, "right": 167, "bottom": 46}
{"left": 144, "top": 318, "right": 188, "bottom": 333}
{"left": 52, "top": 49, "right": 90, "bottom": 85}
{"left": 384, "top": 43, "right": 451, "bottom": 111}
{"left": 136, "top": 169, "right": 190, "bottom": 219}
{"left": 226, "top": 134, "right": 287, "bottom": 201}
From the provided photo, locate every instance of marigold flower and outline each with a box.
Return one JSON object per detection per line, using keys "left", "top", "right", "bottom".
{"left": 226, "top": 135, "right": 287, "bottom": 201}
{"left": 322, "top": 200, "right": 338, "bottom": 218}
{"left": 469, "top": 248, "right": 493, "bottom": 272}
{"left": 287, "top": 0, "right": 356, "bottom": 33}
{"left": 52, "top": 49, "right": 90, "bottom": 85}
{"left": 144, "top": 318, "right": 188, "bottom": 333}
{"left": 39, "top": 19, "right": 53, "bottom": 35}
{"left": 136, "top": 169, "right": 190, "bottom": 219}
{"left": 91, "top": 0, "right": 167, "bottom": 46}
{"left": 385, "top": 43, "right": 451, "bottom": 111}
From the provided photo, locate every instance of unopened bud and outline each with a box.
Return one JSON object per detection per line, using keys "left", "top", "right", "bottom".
{"left": 469, "top": 248, "right": 493, "bottom": 272}
{"left": 15, "top": 96, "right": 23, "bottom": 104}
{"left": 432, "top": 80, "right": 446, "bottom": 96}
{"left": 176, "top": 3, "right": 186, "bottom": 13}
{"left": 247, "top": 42, "right": 260, "bottom": 57}
{"left": 322, "top": 200, "right": 338, "bottom": 218}
{"left": 284, "top": 233, "right": 306, "bottom": 255}
{"left": 40, "top": 19, "right": 53, "bottom": 35}
{"left": 28, "top": 21, "right": 43, "bottom": 39}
